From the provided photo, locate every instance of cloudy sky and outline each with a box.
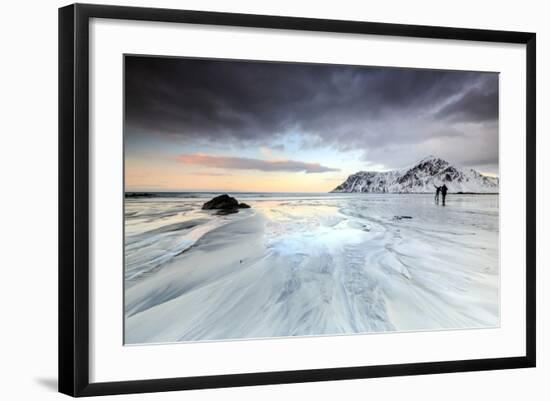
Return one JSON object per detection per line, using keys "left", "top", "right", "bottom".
{"left": 125, "top": 55, "right": 498, "bottom": 192}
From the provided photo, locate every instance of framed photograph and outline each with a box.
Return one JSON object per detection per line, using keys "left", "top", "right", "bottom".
{"left": 59, "top": 3, "right": 536, "bottom": 397}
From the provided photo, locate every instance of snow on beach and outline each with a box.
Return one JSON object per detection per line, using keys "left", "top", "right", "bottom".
{"left": 124, "top": 193, "right": 499, "bottom": 344}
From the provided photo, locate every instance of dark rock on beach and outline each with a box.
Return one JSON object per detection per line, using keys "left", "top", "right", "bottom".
{"left": 202, "top": 194, "right": 238, "bottom": 210}
{"left": 202, "top": 194, "right": 251, "bottom": 213}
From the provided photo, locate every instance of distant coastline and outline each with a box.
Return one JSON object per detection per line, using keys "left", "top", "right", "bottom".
{"left": 125, "top": 191, "right": 499, "bottom": 198}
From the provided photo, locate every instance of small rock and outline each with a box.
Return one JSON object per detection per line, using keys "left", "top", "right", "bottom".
{"left": 202, "top": 194, "right": 252, "bottom": 213}
{"left": 202, "top": 194, "right": 239, "bottom": 210}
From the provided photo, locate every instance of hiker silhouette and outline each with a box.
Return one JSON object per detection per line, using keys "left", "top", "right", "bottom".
{"left": 434, "top": 185, "right": 441, "bottom": 204}
{"left": 441, "top": 184, "right": 448, "bottom": 206}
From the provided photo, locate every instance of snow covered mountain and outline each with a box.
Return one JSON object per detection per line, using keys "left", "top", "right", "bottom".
{"left": 332, "top": 156, "right": 499, "bottom": 193}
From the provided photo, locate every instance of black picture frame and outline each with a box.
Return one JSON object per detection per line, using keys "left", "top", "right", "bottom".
{"left": 59, "top": 3, "right": 536, "bottom": 397}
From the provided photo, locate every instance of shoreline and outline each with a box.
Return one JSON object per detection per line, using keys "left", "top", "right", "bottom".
{"left": 125, "top": 191, "right": 500, "bottom": 198}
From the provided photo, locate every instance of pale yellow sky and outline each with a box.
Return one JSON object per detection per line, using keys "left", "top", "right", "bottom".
{"left": 125, "top": 157, "right": 347, "bottom": 193}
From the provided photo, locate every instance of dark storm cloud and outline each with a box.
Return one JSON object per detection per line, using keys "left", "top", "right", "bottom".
{"left": 434, "top": 74, "right": 499, "bottom": 122}
{"left": 125, "top": 56, "right": 499, "bottom": 170}
{"left": 177, "top": 154, "right": 340, "bottom": 173}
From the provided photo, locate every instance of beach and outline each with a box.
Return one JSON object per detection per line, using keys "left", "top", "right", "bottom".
{"left": 124, "top": 193, "right": 499, "bottom": 344}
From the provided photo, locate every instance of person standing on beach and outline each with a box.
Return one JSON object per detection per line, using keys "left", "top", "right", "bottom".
{"left": 434, "top": 185, "right": 441, "bottom": 204}
{"left": 441, "top": 184, "right": 448, "bottom": 206}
